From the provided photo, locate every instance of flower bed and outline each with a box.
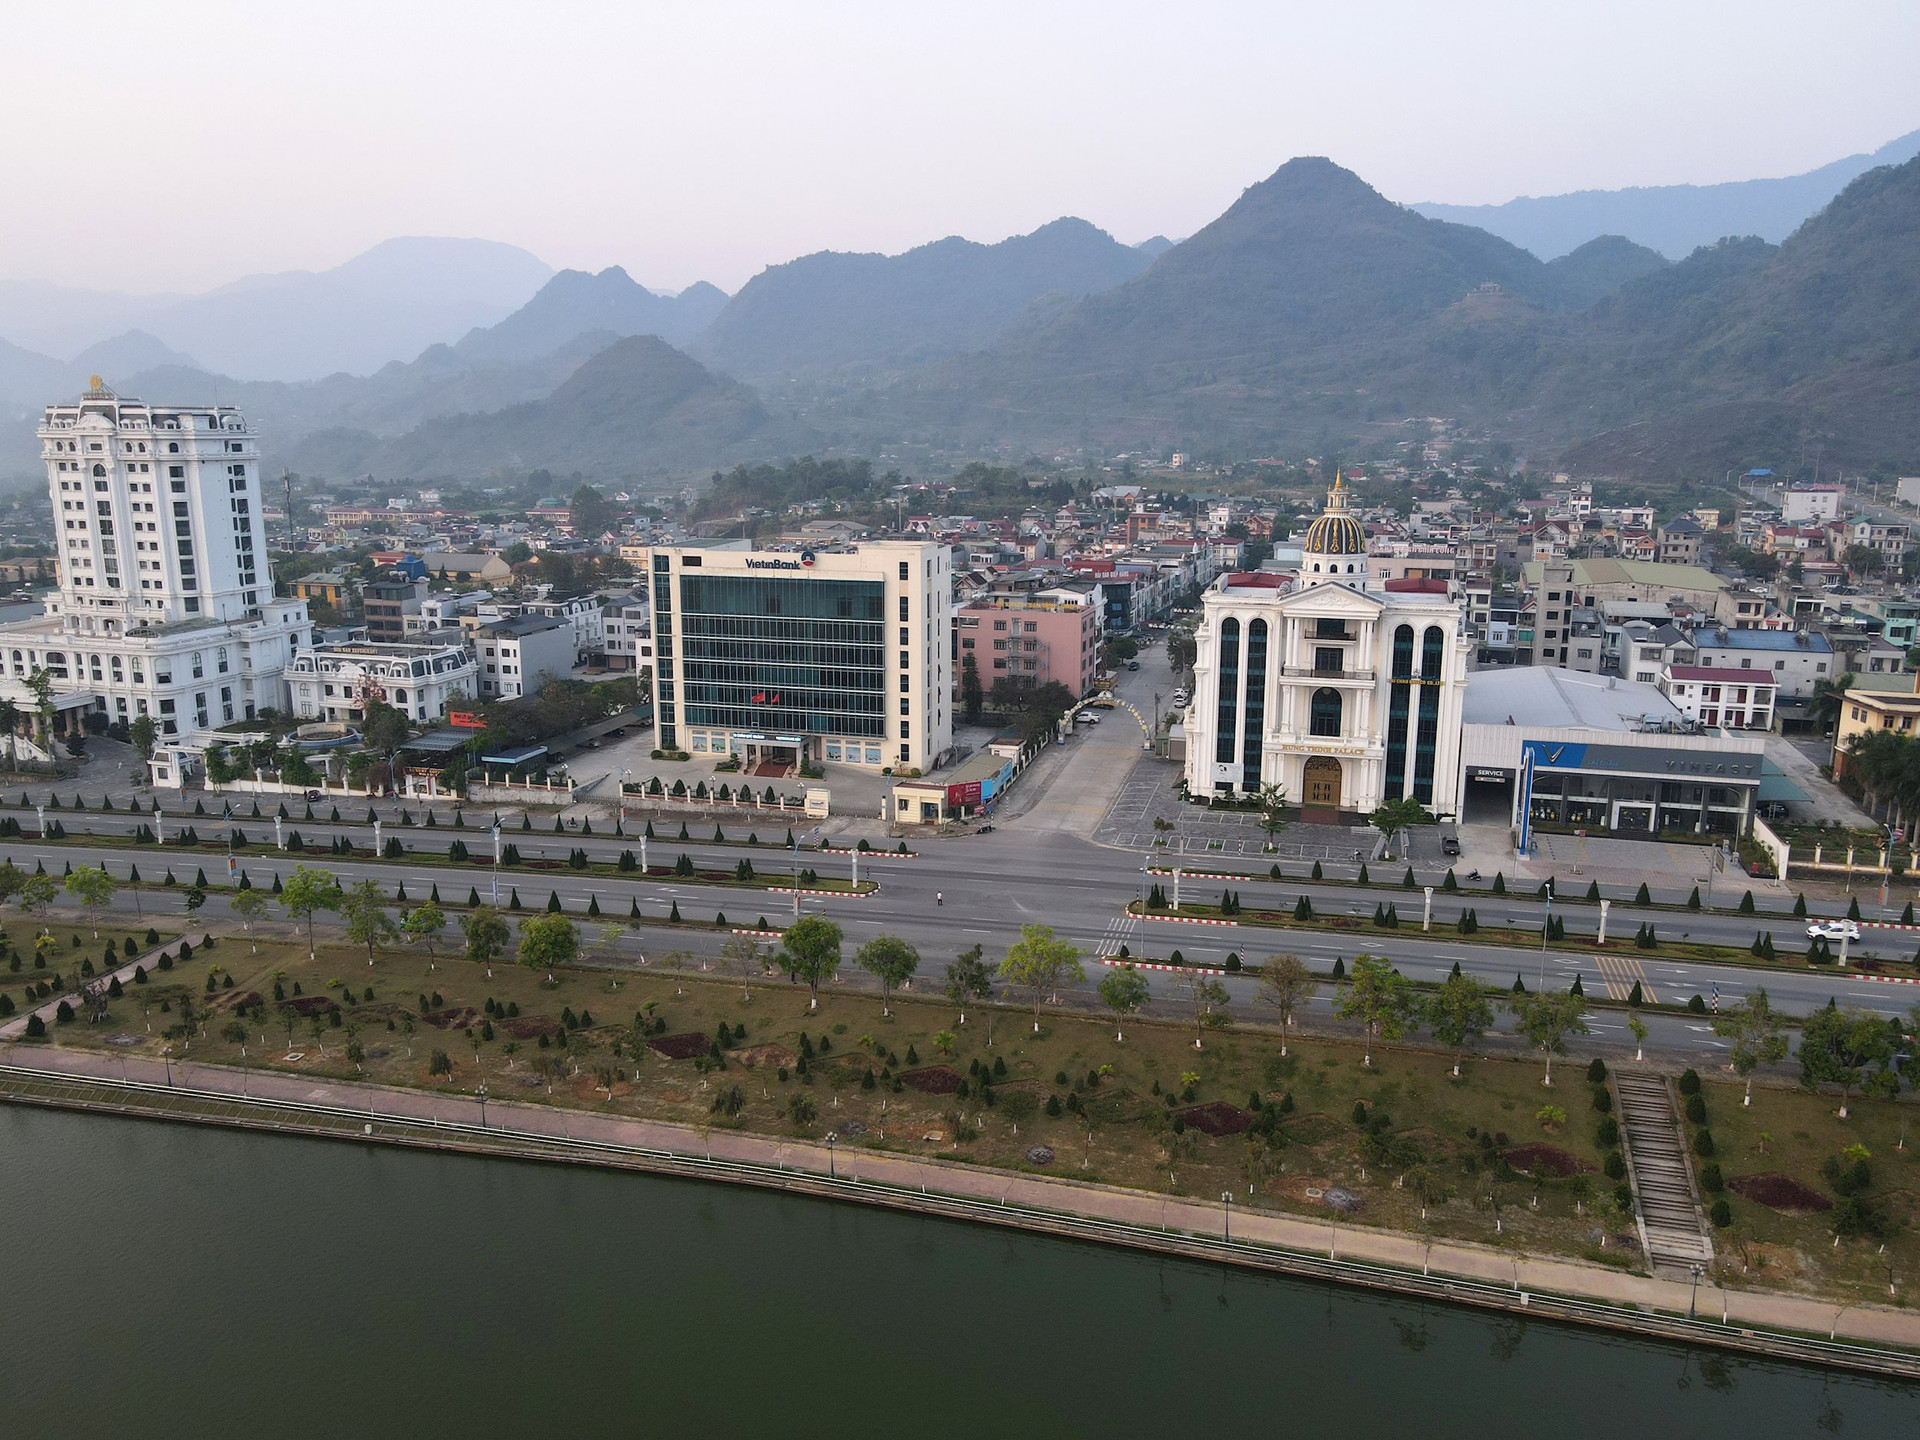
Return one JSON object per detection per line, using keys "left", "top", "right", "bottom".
{"left": 731, "top": 1043, "right": 795, "bottom": 1069}
{"left": 648, "top": 1032, "right": 714, "bottom": 1060}
{"left": 499, "top": 1015, "right": 560, "bottom": 1040}
{"left": 900, "top": 1065, "right": 963, "bottom": 1094}
{"left": 1728, "top": 1172, "right": 1833, "bottom": 1212}
{"left": 1178, "top": 1101, "right": 1252, "bottom": 1136}
{"left": 1500, "top": 1143, "right": 1593, "bottom": 1178}
{"left": 420, "top": 1006, "right": 480, "bottom": 1030}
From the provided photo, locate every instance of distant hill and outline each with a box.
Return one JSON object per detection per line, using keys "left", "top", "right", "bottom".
{"left": 1413, "top": 127, "right": 1920, "bottom": 259}
{"left": 1539, "top": 236, "right": 1668, "bottom": 309}
{"left": 1556, "top": 154, "right": 1920, "bottom": 472}
{"left": 692, "top": 217, "right": 1154, "bottom": 381}
{"left": 0, "top": 239, "right": 553, "bottom": 386}
{"left": 879, "top": 157, "right": 1572, "bottom": 450}
{"left": 450, "top": 268, "right": 728, "bottom": 365}
{"left": 138, "top": 237, "right": 554, "bottom": 381}
{"left": 287, "top": 335, "right": 813, "bottom": 481}
{"left": 71, "top": 330, "right": 200, "bottom": 380}
{"left": 855, "top": 151, "right": 1920, "bottom": 473}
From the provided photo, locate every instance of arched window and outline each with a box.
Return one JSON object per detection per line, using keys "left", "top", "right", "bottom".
{"left": 92, "top": 464, "right": 105, "bottom": 477}
{"left": 1312, "top": 563, "right": 1321, "bottom": 573}
{"left": 1214, "top": 618, "right": 1241, "bottom": 766}
{"left": 1241, "top": 619, "right": 1267, "bottom": 790}
{"left": 1414, "top": 626, "right": 1447, "bottom": 803}
{"left": 1310, "top": 687, "right": 1342, "bottom": 738}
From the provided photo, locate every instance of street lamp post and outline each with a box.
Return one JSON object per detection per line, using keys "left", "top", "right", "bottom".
{"left": 1222, "top": 1190, "right": 1232, "bottom": 1243}
{"left": 477, "top": 1084, "right": 488, "bottom": 1129}
{"left": 491, "top": 818, "right": 502, "bottom": 904}
{"left": 826, "top": 1130, "right": 837, "bottom": 1180}
{"left": 1688, "top": 1263, "right": 1703, "bottom": 1320}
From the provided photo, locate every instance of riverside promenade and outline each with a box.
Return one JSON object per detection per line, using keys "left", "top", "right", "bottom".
{"left": 2, "top": 1039, "right": 1917, "bottom": 1377}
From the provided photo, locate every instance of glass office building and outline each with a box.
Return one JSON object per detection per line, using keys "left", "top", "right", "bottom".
{"left": 652, "top": 541, "right": 951, "bottom": 774}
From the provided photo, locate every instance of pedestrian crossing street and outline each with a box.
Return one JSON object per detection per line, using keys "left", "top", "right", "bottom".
{"left": 1593, "top": 953, "right": 1658, "bottom": 1004}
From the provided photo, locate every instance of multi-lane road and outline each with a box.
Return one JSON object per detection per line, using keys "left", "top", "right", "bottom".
{"left": 8, "top": 815, "right": 1917, "bottom": 1071}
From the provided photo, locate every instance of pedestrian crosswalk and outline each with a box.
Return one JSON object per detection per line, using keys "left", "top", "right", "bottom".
{"left": 1593, "top": 953, "right": 1658, "bottom": 1004}
{"left": 1099, "top": 915, "right": 1139, "bottom": 957}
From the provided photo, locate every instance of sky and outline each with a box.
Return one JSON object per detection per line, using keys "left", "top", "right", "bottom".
{"left": 3, "top": 0, "right": 1917, "bottom": 296}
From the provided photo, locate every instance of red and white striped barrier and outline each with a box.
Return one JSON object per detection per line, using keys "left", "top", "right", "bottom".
{"left": 1099, "top": 956, "right": 1230, "bottom": 975}
{"left": 1859, "top": 972, "right": 1920, "bottom": 984}
{"left": 1146, "top": 867, "right": 1250, "bottom": 882}
{"left": 1138, "top": 913, "right": 1239, "bottom": 927}
{"left": 766, "top": 886, "right": 878, "bottom": 899}
{"left": 1860, "top": 921, "right": 1920, "bottom": 932}
{"left": 820, "top": 847, "right": 918, "bottom": 859}
{"left": 730, "top": 928, "right": 782, "bottom": 938}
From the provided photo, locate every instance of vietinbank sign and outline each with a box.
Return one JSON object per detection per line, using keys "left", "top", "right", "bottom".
{"left": 744, "top": 551, "right": 817, "bottom": 571}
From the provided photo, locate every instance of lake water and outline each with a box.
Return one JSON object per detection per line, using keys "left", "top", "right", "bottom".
{"left": 2, "top": 1107, "right": 1914, "bottom": 1437}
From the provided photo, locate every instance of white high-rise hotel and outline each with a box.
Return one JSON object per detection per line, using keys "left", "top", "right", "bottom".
{"left": 2, "top": 381, "right": 309, "bottom": 742}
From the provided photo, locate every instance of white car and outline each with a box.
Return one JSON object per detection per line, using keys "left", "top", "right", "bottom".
{"left": 1806, "top": 920, "right": 1861, "bottom": 943}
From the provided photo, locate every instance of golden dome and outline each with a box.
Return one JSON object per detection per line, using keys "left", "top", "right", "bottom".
{"left": 1303, "top": 476, "right": 1366, "bottom": 555}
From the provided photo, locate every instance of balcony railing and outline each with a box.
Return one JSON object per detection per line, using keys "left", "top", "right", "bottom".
{"left": 1282, "top": 666, "right": 1375, "bottom": 681}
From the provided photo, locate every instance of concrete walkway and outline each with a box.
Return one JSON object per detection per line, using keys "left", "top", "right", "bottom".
{"left": 6, "top": 1038, "right": 1917, "bottom": 1354}
{"left": 0, "top": 930, "right": 204, "bottom": 1042}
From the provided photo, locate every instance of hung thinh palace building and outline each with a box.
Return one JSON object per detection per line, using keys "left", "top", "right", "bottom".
{"left": 1182, "top": 478, "right": 1470, "bottom": 818}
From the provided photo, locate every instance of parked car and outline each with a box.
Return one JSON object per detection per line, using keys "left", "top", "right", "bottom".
{"left": 1440, "top": 835, "right": 1461, "bottom": 857}
{"left": 304, "top": 789, "right": 322, "bottom": 802}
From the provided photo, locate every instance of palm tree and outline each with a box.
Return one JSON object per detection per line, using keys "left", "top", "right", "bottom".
{"left": 1810, "top": 674, "right": 1856, "bottom": 736}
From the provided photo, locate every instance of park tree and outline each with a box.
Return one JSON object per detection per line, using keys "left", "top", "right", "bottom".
{"left": 1508, "top": 990, "right": 1590, "bottom": 1086}
{"left": 720, "top": 933, "right": 768, "bottom": 1002}
{"left": 1713, "top": 987, "right": 1790, "bottom": 1107}
{"left": 780, "top": 913, "right": 843, "bottom": 1011}
{"left": 1097, "top": 963, "right": 1149, "bottom": 1041}
{"left": 462, "top": 905, "right": 510, "bottom": 970}
{"left": 129, "top": 713, "right": 157, "bottom": 762}
{"left": 1367, "top": 797, "right": 1428, "bottom": 856}
{"left": 943, "top": 944, "right": 992, "bottom": 1025}
{"left": 230, "top": 887, "right": 271, "bottom": 953}
{"left": 63, "top": 865, "right": 115, "bottom": 937}
{"left": 1424, "top": 971, "right": 1496, "bottom": 1078}
{"left": 1258, "top": 952, "right": 1316, "bottom": 1056}
{"left": 1335, "top": 952, "right": 1413, "bottom": 1066}
{"left": 401, "top": 902, "right": 447, "bottom": 956}
{"left": 280, "top": 864, "right": 343, "bottom": 960}
{"left": 517, "top": 912, "right": 579, "bottom": 976}
{"left": 999, "top": 923, "right": 1084, "bottom": 1033}
{"left": 360, "top": 699, "right": 410, "bottom": 758}
{"left": 339, "top": 878, "right": 397, "bottom": 965}
{"left": 20, "top": 871, "right": 57, "bottom": 926}
{"left": 1178, "top": 966, "right": 1230, "bottom": 1050}
{"left": 0, "top": 860, "right": 24, "bottom": 907}
{"left": 854, "top": 934, "right": 919, "bottom": 1017}
{"left": 1798, "top": 1004, "right": 1901, "bottom": 1119}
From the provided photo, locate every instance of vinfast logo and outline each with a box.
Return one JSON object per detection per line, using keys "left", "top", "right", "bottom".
{"left": 745, "top": 558, "right": 803, "bottom": 571}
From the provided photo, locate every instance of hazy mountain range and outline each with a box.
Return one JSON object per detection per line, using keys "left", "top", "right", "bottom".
{"left": 1414, "top": 127, "right": 1920, "bottom": 260}
{"left": 2, "top": 126, "right": 1918, "bottom": 483}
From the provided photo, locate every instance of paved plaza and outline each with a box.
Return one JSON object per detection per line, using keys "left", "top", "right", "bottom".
{"left": 1093, "top": 755, "right": 1374, "bottom": 860}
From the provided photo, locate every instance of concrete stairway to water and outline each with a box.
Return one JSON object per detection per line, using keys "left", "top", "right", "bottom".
{"left": 1613, "top": 1069, "right": 1715, "bottom": 1276}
